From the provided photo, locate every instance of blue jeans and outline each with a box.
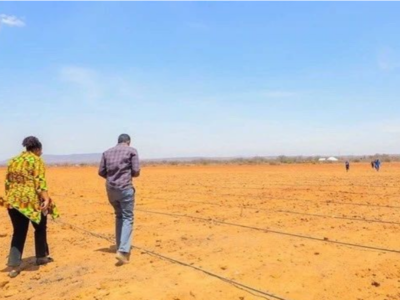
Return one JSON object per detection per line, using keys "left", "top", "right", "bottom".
{"left": 106, "top": 186, "right": 135, "bottom": 253}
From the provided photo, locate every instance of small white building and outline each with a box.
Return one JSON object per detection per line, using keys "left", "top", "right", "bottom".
{"left": 318, "top": 158, "right": 327, "bottom": 162}
{"left": 327, "top": 157, "right": 339, "bottom": 162}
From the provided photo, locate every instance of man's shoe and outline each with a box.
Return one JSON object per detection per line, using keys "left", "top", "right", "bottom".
{"left": 115, "top": 251, "right": 129, "bottom": 264}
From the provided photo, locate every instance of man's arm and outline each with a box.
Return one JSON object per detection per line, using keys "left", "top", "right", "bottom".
{"left": 131, "top": 149, "right": 140, "bottom": 178}
{"left": 98, "top": 153, "right": 107, "bottom": 179}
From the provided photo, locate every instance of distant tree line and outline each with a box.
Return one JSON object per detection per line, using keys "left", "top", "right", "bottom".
{"left": 141, "top": 154, "right": 400, "bottom": 166}
{"left": 9, "top": 154, "right": 397, "bottom": 167}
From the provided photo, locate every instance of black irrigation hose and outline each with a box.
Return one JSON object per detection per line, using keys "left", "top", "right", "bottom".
{"left": 192, "top": 183, "right": 399, "bottom": 196}
{"left": 196, "top": 183, "right": 400, "bottom": 189}
{"left": 275, "top": 210, "right": 400, "bottom": 226}
{"left": 136, "top": 209, "right": 400, "bottom": 254}
{"left": 266, "top": 196, "right": 400, "bottom": 209}
{"left": 140, "top": 195, "right": 400, "bottom": 226}
{"left": 139, "top": 184, "right": 399, "bottom": 191}
{"left": 146, "top": 190, "right": 400, "bottom": 209}
{"left": 53, "top": 219, "right": 291, "bottom": 300}
{"left": 324, "top": 200, "right": 400, "bottom": 209}
{"left": 53, "top": 193, "right": 400, "bottom": 225}
{"left": 148, "top": 187, "right": 395, "bottom": 198}
{"left": 138, "top": 176, "right": 400, "bottom": 189}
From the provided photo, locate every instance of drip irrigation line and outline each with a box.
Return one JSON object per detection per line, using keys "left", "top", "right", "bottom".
{"left": 53, "top": 193, "right": 400, "bottom": 225}
{"left": 196, "top": 183, "right": 400, "bottom": 189}
{"left": 274, "top": 210, "right": 400, "bottom": 226}
{"left": 139, "top": 195, "right": 400, "bottom": 226}
{"left": 53, "top": 219, "right": 291, "bottom": 300}
{"left": 192, "top": 183, "right": 398, "bottom": 196}
{"left": 149, "top": 187, "right": 392, "bottom": 199}
{"left": 136, "top": 209, "right": 400, "bottom": 254}
{"left": 143, "top": 190, "right": 400, "bottom": 209}
{"left": 324, "top": 200, "right": 400, "bottom": 209}
{"left": 269, "top": 196, "right": 400, "bottom": 209}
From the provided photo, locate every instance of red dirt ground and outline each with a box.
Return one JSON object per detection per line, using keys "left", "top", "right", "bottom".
{"left": 0, "top": 163, "right": 399, "bottom": 300}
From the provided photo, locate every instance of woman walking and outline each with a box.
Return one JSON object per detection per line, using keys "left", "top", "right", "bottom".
{"left": 0, "top": 136, "right": 59, "bottom": 278}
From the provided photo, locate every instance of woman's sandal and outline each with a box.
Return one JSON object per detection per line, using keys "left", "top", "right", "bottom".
{"left": 8, "top": 270, "right": 20, "bottom": 278}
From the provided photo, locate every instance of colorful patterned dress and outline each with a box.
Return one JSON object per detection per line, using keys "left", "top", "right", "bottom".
{"left": 0, "top": 152, "right": 59, "bottom": 224}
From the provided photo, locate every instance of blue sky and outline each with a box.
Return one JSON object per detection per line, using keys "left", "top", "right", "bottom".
{"left": 0, "top": 2, "right": 399, "bottom": 159}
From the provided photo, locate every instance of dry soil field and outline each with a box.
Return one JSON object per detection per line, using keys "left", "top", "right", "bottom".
{"left": 0, "top": 163, "right": 399, "bottom": 300}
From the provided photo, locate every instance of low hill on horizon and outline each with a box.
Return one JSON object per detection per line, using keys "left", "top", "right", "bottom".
{"left": 0, "top": 153, "right": 102, "bottom": 166}
{"left": 1, "top": 153, "right": 399, "bottom": 166}
{"left": 0, "top": 153, "right": 261, "bottom": 166}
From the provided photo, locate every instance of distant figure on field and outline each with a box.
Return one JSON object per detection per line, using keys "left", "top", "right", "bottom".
{"left": 374, "top": 159, "right": 381, "bottom": 172}
{"left": 98, "top": 134, "right": 140, "bottom": 264}
{"left": 0, "top": 136, "right": 59, "bottom": 278}
{"left": 345, "top": 161, "right": 350, "bottom": 172}
{"left": 371, "top": 161, "right": 375, "bottom": 169}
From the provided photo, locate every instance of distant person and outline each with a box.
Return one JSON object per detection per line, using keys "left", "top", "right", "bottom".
{"left": 345, "top": 161, "right": 350, "bottom": 172}
{"left": 371, "top": 161, "right": 375, "bottom": 169}
{"left": 98, "top": 134, "right": 140, "bottom": 264}
{"left": 0, "top": 136, "right": 59, "bottom": 278}
{"left": 375, "top": 159, "right": 381, "bottom": 172}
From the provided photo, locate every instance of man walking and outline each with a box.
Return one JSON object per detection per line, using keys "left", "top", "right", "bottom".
{"left": 375, "top": 159, "right": 381, "bottom": 172}
{"left": 98, "top": 134, "right": 140, "bottom": 264}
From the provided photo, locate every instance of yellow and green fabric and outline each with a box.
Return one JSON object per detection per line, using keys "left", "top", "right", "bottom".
{"left": 0, "top": 152, "right": 59, "bottom": 224}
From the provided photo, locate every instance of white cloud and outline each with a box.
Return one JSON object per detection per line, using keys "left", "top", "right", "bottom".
{"left": 0, "top": 14, "right": 25, "bottom": 27}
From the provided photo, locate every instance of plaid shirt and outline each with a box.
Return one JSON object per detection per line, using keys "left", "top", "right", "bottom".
{"left": 98, "top": 144, "right": 140, "bottom": 190}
